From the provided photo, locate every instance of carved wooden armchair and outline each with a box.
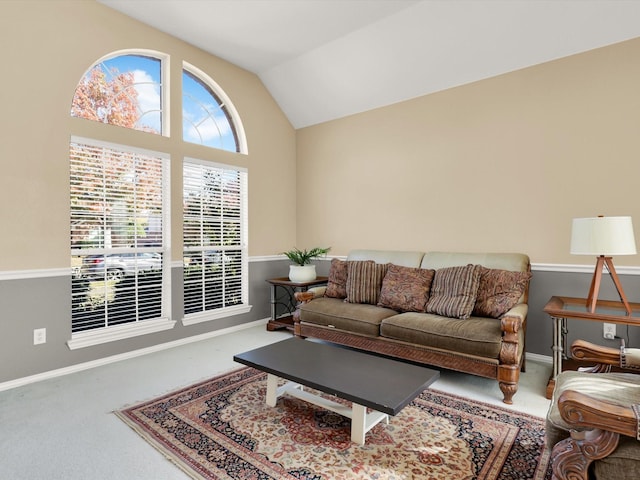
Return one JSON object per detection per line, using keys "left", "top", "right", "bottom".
{"left": 546, "top": 339, "right": 640, "bottom": 480}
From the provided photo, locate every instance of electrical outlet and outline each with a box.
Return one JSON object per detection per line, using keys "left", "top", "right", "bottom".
{"left": 33, "top": 328, "right": 46, "bottom": 345}
{"left": 603, "top": 323, "right": 616, "bottom": 340}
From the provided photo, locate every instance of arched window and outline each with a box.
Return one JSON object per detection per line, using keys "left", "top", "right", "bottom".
{"left": 182, "top": 62, "right": 247, "bottom": 153}
{"left": 71, "top": 51, "right": 165, "bottom": 135}
{"left": 69, "top": 50, "right": 249, "bottom": 347}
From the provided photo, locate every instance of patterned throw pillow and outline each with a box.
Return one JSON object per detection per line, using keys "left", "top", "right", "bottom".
{"left": 345, "top": 261, "right": 390, "bottom": 305}
{"left": 324, "top": 258, "right": 348, "bottom": 299}
{"left": 425, "top": 264, "right": 482, "bottom": 319}
{"left": 377, "top": 264, "right": 435, "bottom": 312}
{"left": 473, "top": 267, "right": 532, "bottom": 318}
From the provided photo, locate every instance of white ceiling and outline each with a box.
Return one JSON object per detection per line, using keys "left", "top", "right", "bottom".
{"left": 98, "top": 0, "right": 640, "bottom": 129}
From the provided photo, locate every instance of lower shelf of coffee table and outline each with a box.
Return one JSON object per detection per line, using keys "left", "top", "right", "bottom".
{"left": 266, "top": 374, "right": 389, "bottom": 445}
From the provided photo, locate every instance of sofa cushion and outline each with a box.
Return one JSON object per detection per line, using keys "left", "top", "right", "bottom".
{"left": 299, "top": 297, "right": 398, "bottom": 336}
{"left": 345, "top": 261, "right": 389, "bottom": 305}
{"left": 425, "top": 264, "right": 482, "bottom": 319}
{"left": 473, "top": 267, "right": 532, "bottom": 318}
{"left": 324, "top": 258, "right": 348, "bottom": 299}
{"left": 377, "top": 264, "right": 435, "bottom": 312}
{"left": 380, "top": 312, "right": 505, "bottom": 359}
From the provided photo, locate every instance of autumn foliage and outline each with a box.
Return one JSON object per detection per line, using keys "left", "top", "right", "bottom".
{"left": 71, "top": 66, "right": 141, "bottom": 129}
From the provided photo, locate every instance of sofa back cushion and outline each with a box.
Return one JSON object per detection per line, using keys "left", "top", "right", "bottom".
{"left": 347, "top": 250, "right": 424, "bottom": 268}
{"left": 425, "top": 264, "right": 482, "bottom": 319}
{"left": 421, "top": 252, "right": 529, "bottom": 272}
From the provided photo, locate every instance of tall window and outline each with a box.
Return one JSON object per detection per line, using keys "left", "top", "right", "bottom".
{"left": 70, "top": 50, "right": 248, "bottom": 345}
{"left": 183, "top": 160, "right": 248, "bottom": 323}
{"left": 70, "top": 139, "right": 168, "bottom": 336}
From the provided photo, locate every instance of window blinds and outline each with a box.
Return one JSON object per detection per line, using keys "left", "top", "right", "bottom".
{"left": 70, "top": 139, "right": 166, "bottom": 333}
{"left": 183, "top": 159, "right": 247, "bottom": 316}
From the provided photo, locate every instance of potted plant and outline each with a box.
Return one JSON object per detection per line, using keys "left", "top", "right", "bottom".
{"left": 282, "top": 246, "right": 331, "bottom": 282}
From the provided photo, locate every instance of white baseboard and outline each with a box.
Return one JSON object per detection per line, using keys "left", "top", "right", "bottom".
{"left": 0, "top": 318, "right": 269, "bottom": 393}
{"left": 526, "top": 352, "right": 552, "bottom": 364}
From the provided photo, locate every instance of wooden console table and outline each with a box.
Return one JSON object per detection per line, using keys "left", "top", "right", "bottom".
{"left": 544, "top": 295, "right": 640, "bottom": 398}
{"left": 266, "top": 276, "right": 328, "bottom": 331}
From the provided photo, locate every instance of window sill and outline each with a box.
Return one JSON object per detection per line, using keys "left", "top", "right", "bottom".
{"left": 182, "top": 304, "right": 252, "bottom": 326}
{"left": 67, "top": 317, "right": 177, "bottom": 350}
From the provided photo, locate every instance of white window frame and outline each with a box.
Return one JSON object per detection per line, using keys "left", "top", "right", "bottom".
{"left": 68, "top": 136, "right": 174, "bottom": 349}
{"left": 182, "top": 157, "right": 251, "bottom": 326}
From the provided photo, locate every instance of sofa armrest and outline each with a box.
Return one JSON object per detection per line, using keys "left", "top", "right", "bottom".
{"left": 292, "top": 291, "right": 316, "bottom": 336}
{"left": 499, "top": 303, "right": 527, "bottom": 366}
{"left": 502, "top": 303, "right": 527, "bottom": 323}
{"left": 551, "top": 389, "right": 633, "bottom": 480}
{"left": 308, "top": 286, "right": 327, "bottom": 298}
{"left": 571, "top": 339, "right": 620, "bottom": 366}
{"left": 558, "top": 390, "right": 638, "bottom": 438}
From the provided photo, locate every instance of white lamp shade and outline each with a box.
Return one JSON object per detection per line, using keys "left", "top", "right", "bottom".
{"left": 571, "top": 216, "right": 637, "bottom": 256}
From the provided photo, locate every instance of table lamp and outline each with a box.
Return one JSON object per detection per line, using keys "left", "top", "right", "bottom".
{"left": 570, "top": 216, "right": 636, "bottom": 315}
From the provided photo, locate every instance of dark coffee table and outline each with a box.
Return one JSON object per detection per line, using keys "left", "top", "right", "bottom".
{"left": 234, "top": 337, "right": 439, "bottom": 444}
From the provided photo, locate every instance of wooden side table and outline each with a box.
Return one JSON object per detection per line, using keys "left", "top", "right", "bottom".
{"left": 544, "top": 295, "right": 640, "bottom": 398}
{"left": 266, "top": 276, "right": 328, "bottom": 331}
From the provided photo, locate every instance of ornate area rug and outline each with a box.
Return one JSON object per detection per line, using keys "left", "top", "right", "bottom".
{"left": 116, "top": 367, "right": 551, "bottom": 479}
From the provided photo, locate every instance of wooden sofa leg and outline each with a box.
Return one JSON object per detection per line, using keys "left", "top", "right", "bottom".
{"left": 499, "top": 382, "right": 517, "bottom": 404}
{"left": 498, "top": 364, "right": 519, "bottom": 404}
{"left": 550, "top": 429, "right": 619, "bottom": 480}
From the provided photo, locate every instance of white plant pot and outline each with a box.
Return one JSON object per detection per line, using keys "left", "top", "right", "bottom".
{"left": 289, "top": 265, "right": 316, "bottom": 283}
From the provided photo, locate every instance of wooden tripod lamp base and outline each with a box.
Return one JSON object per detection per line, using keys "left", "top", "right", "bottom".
{"left": 587, "top": 255, "right": 632, "bottom": 316}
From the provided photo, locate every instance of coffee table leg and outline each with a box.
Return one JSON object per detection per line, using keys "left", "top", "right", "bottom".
{"left": 266, "top": 374, "right": 279, "bottom": 407}
{"left": 351, "top": 404, "right": 390, "bottom": 445}
{"left": 351, "top": 404, "right": 367, "bottom": 444}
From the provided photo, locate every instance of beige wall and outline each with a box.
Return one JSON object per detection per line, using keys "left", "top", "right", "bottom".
{"left": 0, "top": 1, "right": 296, "bottom": 271}
{"left": 3, "top": 1, "right": 640, "bottom": 271}
{"left": 296, "top": 37, "right": 640, "bottom": 265}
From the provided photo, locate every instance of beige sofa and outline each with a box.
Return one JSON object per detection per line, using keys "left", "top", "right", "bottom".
{"left": 294, "top": 250, "right": 531, "bottom": 404}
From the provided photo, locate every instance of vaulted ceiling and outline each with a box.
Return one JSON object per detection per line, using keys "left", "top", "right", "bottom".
{"left": 98, "top": 0, "right": 640, "bottom": 129}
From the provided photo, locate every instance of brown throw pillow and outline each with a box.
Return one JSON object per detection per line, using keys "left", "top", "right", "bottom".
{"left": 345, "top": 261, "right": 390, "bottom": 305}
{"left": 425, "top": 264, "right": 482, "bottom": 319}
{"left": 378, "top": 264, "right": 435, "bottom": 312}
{"left": 324, "top": 258, "right": 348, "bottom": 299}
{"left": 473, "top": 267, "right": 532, "bottom": 318}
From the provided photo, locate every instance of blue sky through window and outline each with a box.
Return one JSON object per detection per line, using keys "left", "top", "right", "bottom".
{"left": 182, "top": 70, "right": 238, "bottom": 152}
